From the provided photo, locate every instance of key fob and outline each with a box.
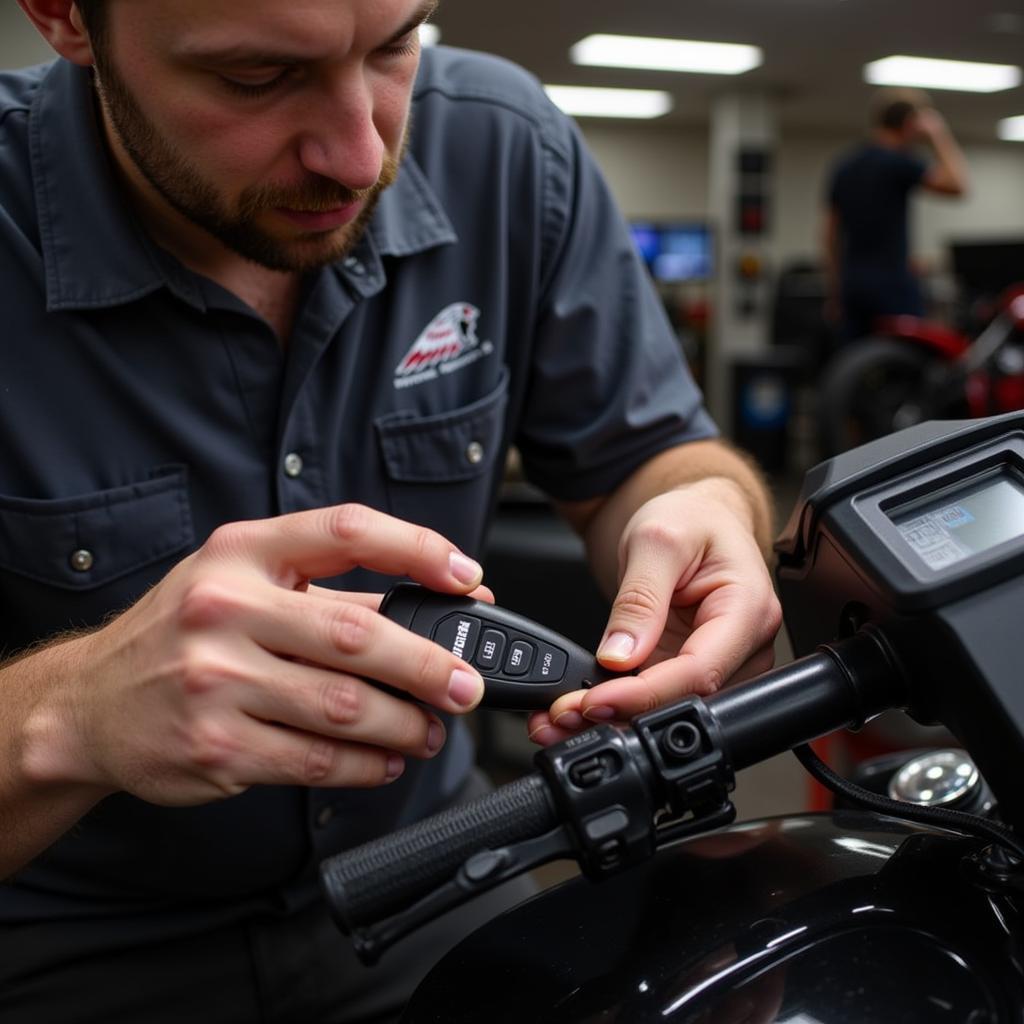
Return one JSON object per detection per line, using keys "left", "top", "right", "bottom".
{"left": 380, "top": 582, "right": 622, "bottom": 710}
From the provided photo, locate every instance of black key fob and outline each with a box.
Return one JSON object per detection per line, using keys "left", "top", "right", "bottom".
{"left": 380, "top": 582, "right": 622, "bottom": 710}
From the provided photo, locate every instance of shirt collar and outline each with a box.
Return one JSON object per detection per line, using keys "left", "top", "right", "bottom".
{"left": 31, "top": 60, "right": 172, "bottom": 311}
{"left": 30, "top": 59, "right": 457, "bottom": 313}
{"left": 368, "top": 150, "right": 458, "bottom": 259}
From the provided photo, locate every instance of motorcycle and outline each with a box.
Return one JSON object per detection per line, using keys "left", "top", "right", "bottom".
{"left": 818, "top": 285, "right": 1024, "bottom": 457}
{"left": 321, "top": 412, "right": 1024, "bottom": 1023}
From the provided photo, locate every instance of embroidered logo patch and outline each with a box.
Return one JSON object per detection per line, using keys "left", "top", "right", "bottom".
{"left": 394, "top": 303, "right": 493, "bottom": 389}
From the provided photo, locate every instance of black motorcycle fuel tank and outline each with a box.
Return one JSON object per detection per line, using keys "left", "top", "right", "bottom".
{"left": 401, "top": 812, "right": 1022, "bottom": 1023}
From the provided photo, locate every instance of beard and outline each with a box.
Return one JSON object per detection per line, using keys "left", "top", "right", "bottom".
{"left": 92, "top": 58, "right": 402, "bottom": 272}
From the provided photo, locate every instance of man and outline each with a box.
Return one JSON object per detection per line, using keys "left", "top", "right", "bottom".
{"left": 1, "top": 1, "right": 780, "bottom": 1020}
{"left": 824, "top": 89, "right": 968, "bottom": 343}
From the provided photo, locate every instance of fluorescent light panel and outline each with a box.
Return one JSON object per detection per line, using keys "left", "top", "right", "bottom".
{"left": 544, "top": 85, "right": 673, "bottom": 119}
{"left": 998, "top": 115, "right": 1024, "bottom": 141}
{"left": 571, "top": 34, "right": 761, "bottom": 75}
{"left": 864, "top": 55, "right": 1021, "bottom": 93}
{"left": 419, "top": 23, "right": 441, "bottom": 47}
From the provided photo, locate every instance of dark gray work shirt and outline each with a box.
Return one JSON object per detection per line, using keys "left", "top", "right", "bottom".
{"left": 0, "top": 48, "right": 714, "bottom": 932}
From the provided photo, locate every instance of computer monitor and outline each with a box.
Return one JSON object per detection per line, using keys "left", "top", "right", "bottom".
{"left": 629, "top": 223, "right": 713, "bottom": 283}
{"left": 949, "top": 239, "right": 1024, "bottom": 297}
{"left": 629, "top": 223, "right": 662, "bottom": 268}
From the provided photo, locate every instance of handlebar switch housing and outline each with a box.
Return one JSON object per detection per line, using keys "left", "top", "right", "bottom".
{"left": 634, "top": 699, "right": 735, "bottom": 819}
{"left": 534, "top": 725, "right": 657, "bottom": 880}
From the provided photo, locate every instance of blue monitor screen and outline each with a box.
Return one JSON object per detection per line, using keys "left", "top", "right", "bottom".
{"left": 629, "top": 223, "right": 661, "bottom": 267}
{"left": 629, "top": 223, "right": 713, "bottom": 282}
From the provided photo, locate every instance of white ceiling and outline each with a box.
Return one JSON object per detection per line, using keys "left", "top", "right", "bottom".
{"left": 431, "top": 0, "right": 1024, "bottom": 141}
{"left": 3, "top": 1, "right": 1023, "bottom": 142}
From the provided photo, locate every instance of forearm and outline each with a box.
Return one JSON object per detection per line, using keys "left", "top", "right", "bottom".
{"left": 560, "top": 440, "right": 774, "bottom": 597}
{"left": 0, "top": 637, "right": 111, "bottom": 879}
{"left": 933, "top": 132, "right": 968, "bottom": 191}
{"left": 925, "top": 126, "right": 969, "bottom": 195}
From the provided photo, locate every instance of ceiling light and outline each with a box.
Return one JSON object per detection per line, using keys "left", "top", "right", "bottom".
{"left": 543, "top": 85, "right": 673, "bottom": 119}
{"left": 419, "top": 23, "right": 441, "bottom": 47}
{"left": 864, "top": 55, "right": 1022, "bottom": 93}
{"left": 998, "top": 115, "right": 1024, "bottom": 141}
{"left": 570, "top": 34, "right": 761, "bottom": 75}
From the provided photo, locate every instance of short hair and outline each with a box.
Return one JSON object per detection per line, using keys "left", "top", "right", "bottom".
{"left": 872, "top": 88, "right": 930, "bottom": 131}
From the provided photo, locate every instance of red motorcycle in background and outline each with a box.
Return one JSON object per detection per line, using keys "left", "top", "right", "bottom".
{"left": 818, "top": 284, "right": 1024, "bottom": 457}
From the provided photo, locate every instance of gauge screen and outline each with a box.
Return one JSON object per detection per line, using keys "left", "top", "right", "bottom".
{"left": 890, "top": 473, "right": 1024, "bottom": 571}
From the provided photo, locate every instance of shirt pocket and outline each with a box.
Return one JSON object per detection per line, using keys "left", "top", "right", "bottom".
{"left": 374, "top": 367, "right": 509, "bottom": 555}
{"left": 0, "top": 466, "right": 195, "bottom": 648}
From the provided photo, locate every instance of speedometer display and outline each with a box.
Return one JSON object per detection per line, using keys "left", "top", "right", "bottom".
{"left": 890, "top": 474, "right": 1024, "bottom": 571}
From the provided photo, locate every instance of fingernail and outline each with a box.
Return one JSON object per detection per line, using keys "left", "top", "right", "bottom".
{"left": 552, "top": 710, "right": 585, "bottom": 731}
{"left": 597, "top": 631, "right": 635, "bottom": 662}
{"left": 448, "top": 668, "right": 484, "bottom": 709}
{"left": 583, "top": 705, "right": 617, "bottom": 722}
{"left": 426, "top": 721, "right": 446, "bottom": 754}
{"left": 385, "top": 754, "right": 405, "bottom": 783}
{"left": 527, "top": 724, "right": 562, "bottom": 745}
{"left": 449, "top": 552, "right": 483, "bottom": 587}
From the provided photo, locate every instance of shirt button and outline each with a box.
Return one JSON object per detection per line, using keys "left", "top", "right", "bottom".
{"left": 69, "top": 549, "right": 94, "bottom": 572}
{"left": 465, "top": 441, "right": 484, "bottom": 465}
{"left": 283, "top": 452, "right": 304, "bottom": 478}
{"left": 343, "top": 256, "right": 365, "bottom": 276}
{"left": 316, "top": 806, "right": 335, "bottom": 828}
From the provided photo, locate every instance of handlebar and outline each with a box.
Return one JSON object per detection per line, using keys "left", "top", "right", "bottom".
{"left": 321, "top": 629, "right": 904, "bottom": 962}
{"left": 322, "top": 773, "right": 556, "bottom": 932}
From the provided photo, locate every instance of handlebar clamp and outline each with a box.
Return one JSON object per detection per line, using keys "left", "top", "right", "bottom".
{"left": 634, "top": 698, "right": 735, "bottom": 818}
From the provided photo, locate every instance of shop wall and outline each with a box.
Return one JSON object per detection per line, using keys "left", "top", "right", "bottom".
{"left": 580, "top": 122, "right": 1024, "bottom": 274}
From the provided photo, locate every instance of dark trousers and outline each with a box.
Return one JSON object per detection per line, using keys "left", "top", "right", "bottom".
{"left": 0, "top": 773, "right": 536, "bottom": 1024}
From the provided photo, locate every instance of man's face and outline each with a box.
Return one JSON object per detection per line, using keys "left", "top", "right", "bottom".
{"left": 90, "top": 0, "right": 434, "bottom": 271}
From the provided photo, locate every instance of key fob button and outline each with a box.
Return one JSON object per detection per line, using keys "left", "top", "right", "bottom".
{"left": 530, "top": 645, "right": 568, "bottom": 682}
{"left": 433, "top": 613, "right": 481, "bottom": 663}
{"left": 504, "top": 640, "right": 535, "bottom": 676}
{"left": 476, "top": 629, "right": 507, "bottom": 671}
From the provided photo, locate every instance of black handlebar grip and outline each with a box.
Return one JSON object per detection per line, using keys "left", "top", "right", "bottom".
{"left": 320, "top": 772, "right": 557, "bottom": 931}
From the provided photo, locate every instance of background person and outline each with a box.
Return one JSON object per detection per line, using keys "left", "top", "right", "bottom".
{"left": 1, "top": 1, "right": 780, "bottom": 1020}
{"left": 823, "top": 89, "right": 969, "bottom": 344}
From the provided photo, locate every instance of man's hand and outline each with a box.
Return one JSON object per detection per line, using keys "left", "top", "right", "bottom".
{"left": 17, "top": 505, "right": 490, "bottom": 806}
{"left": 528, "top": 479, "right": 781, "bottom": 743}
{"left": 916, "top": 108, "right": 969, "bottom": 197}
{"left": 914, "top": 106, "right": 950, "bottom": 144}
